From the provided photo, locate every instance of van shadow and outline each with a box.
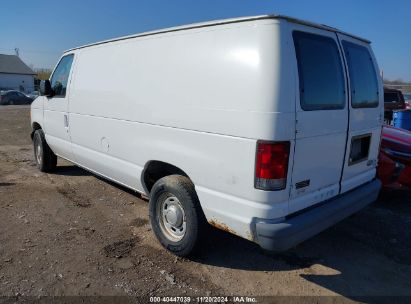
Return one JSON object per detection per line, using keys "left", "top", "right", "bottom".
{"left": 191, "top": 191, "right": 411, "bottom": 300}
{"left": 52, "top": 165, "right": 143, "bottom": 197}
{"left": 53, "top": 165, "right": 92, "bottom": 177}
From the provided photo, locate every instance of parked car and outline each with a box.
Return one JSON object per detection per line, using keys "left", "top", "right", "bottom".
{"left": 378, "top": 125, "right": 411, "bottom": 188}
{"left": 384, "top": 88, "right": 406, "bottom": 122}
{"left": 31, "top": 15, "right": 383, "bottom": 256}
{"left": 0, "top": 90, "right": 34, "bottom": 105}
{"left": 26, "top": 91, "right": 40, "bottom": 99}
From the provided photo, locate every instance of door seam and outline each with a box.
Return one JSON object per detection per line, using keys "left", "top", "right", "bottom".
{"left": 335, "top": 33, "right": 351, "bottom": 194}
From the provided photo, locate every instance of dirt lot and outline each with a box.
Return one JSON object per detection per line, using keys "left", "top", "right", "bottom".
{"left": 1, "top": 105, "right": 411, "bottom": 301}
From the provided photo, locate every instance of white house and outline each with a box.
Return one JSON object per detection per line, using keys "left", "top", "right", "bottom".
{"left": 0, "top": 54, "right": 36, "bottom": 93}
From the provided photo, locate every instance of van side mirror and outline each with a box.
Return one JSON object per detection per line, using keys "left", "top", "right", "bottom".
{"left": 40, "top": 80, "right": 53, "bottom": 97}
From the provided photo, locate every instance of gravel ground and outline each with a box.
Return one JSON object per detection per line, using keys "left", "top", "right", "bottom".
{"left": 1, "top": 105, "right": 411, "bottom": 302}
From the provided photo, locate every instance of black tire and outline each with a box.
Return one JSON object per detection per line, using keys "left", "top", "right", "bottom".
{"left": 149, "top": 175, "right": 207, "bottom": 257}
{"left": 9, "top": 99, "right": 14, "bottom": 105}
{"left": 33, "top": 129, "right": 57, "bottom": 172}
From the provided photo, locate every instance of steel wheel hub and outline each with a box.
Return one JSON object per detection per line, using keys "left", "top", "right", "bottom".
{"left": 165, "top": 205, "right": 183, "bottom": 227}
{"left": 157, "top": 195, "right": 186, "bottom": 241}
{"left": 36, "top": 141, "right": 42, "bottom": 164}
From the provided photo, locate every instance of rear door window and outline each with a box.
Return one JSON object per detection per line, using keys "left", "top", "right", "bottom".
{"left": 342, "top": 42, "right": 379, "bottom": 108}
{"left": 293, "top": 31, "right": 346, "bottom": 111}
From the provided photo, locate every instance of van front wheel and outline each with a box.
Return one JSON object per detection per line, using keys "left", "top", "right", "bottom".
{"left": 33, "top": 129, "right": 57, "bottom": 172}
{"left": 149, "top": 175, "right": 205, "bottom": 257}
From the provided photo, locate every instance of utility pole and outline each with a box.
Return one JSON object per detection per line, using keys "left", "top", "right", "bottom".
{"left": 14, "top": 48, "right": 20, "bottom": 57}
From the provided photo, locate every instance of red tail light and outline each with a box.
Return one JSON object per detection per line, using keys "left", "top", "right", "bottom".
{"left": 255, "top": 141, "right": 290, "bottom": 191}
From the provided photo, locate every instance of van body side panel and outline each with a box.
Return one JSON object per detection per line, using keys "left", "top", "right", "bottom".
{"left": 67, "top": 20, "right": 295, "bottom": 240}
{"left": 69, "top": 20, "right": 294, "bottom": 140}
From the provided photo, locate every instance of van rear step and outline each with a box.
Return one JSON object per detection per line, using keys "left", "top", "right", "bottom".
{"left": 255, "top": 179, "right": 381, "bottom": 251}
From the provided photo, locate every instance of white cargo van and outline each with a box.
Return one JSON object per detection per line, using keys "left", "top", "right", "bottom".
{"left": 31, "top": 15, "right": 383, "bottom": 256}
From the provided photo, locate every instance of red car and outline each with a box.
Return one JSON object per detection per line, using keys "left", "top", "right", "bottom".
{"left": 378, "top": 125, "right": 411, "bottom": 189}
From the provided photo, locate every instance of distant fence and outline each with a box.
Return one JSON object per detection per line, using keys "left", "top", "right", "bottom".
{"left": 383, "top": 84, "right": 411, "bottom": 92}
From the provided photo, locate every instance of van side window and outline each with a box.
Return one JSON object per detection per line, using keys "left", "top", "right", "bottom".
{"left": 50, "top": 54, "right": 74, "bottom": 98}
{"left": 342, "top": 42, "right": 379, "bottom": 108}
{"left": 293, "top": 31, "right": 345, "bottom": 111}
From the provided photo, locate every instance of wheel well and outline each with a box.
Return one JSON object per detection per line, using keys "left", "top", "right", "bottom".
{"left": 142, "top": 161, "right": 189, "bottom": 194}
{"left": 31, "top": 122, "right": 42, "bottom": 139}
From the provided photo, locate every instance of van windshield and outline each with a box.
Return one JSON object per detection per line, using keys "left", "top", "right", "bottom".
{"left": 342, "top": 41, "right": 379, "bottom": 108}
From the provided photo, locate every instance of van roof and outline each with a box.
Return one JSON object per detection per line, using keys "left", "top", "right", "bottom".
{"left": 65, "top": 14, "right": 370, "bottom": 53}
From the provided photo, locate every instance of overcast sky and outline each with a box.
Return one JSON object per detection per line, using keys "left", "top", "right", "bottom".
{"left": 2, "top": 0, "right": 410, "bottom": 81}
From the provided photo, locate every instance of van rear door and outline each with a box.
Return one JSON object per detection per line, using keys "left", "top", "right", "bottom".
{"left": 288, "top": 25, "right": 349, "bottom": 213}
{"left": 337, "top": 34, "right": 383, "bottom": 193}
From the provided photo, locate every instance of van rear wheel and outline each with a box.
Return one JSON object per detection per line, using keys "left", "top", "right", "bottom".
{"left": 33, "top": 129, "right": 57, "bottom": 172}
{"left": 149, "top": 175, "right": 205, "bottom": 257}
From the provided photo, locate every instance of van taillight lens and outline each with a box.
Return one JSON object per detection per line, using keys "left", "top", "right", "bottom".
{"left": 255, "top": 141, "right": 290, "bottom": 191}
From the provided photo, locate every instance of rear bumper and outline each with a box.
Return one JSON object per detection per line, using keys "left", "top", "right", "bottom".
{"left": 255, "top": 179, "right": 381, "bottom": 251}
